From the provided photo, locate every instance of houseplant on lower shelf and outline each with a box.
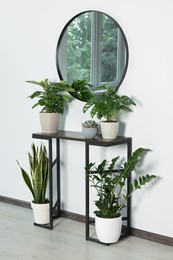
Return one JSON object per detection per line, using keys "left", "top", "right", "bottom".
{"left": 81, "top": 120, "right": 98, "bottom": 138}
{"left": 85, "top": 147, "right": 157, "bottom": 244}
{"left": 17, "top": 143, "right": 49, "bottom": 225}
{"left": 83, "top": 85, "right": 136, "bottom": 139}
{"left": 26, "top": 78, "right": 75, "bottom": 133}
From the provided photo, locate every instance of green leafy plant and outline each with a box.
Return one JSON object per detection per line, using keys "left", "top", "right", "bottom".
{"left": 85, "top": 147, "right": 157, "bottom": 218}
{"left": 26, "top": 79, "right": 75, "bottom": 113}
{"left": 17, "top": 143, "right": 49, "bottom": 204}
{"left": 82, "top": 120, "right": 98, "bottom": 128}
{"left": 83, "top": 85, "right": 136, "bottom": 121}
{"left": 68, "top": 79, "right": 93, "bottom": 102}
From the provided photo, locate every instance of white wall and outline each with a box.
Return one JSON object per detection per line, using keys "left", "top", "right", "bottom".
{"left": 0, "top": 0, "right": 173, "bottom": 238}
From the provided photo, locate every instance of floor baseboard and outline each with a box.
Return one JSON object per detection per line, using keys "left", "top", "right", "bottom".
{"left": 0, "top": 195, "right": 172, "bottom": 247}
{"left": 131, "top": 227, "right": 173, "bottom": 247}
{"left": 0, "top": 195, "right": 31, "bottom": 208}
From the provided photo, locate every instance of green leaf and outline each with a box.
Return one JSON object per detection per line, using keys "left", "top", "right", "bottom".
{"left": 17, "top": 143, "right": 49, "bottom": 203}
{"left": 83, "top": 85, "right": 136, "bottom": 120}
{"left": 16, "top": 161, "right": 35, "bottom": 201}
{"left": 26, "top": 79, "right": 73, "bottom": 113}
{"left": 85, "top": 147, "right": 157, "bottom": 218}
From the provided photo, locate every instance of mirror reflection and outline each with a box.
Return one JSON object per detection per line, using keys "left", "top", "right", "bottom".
{"left": 56, "top": 11, "right": 129, "bottom": 100}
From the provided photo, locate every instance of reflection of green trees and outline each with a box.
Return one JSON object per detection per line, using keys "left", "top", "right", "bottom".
{"left": 67, "top": 13, "right": 91, "bottom": 83}
{"left": 101, "top": 17, "right": 118, "bottom": 82}
{"left": 67, "top": 13, "right": 118, "bottom": 85}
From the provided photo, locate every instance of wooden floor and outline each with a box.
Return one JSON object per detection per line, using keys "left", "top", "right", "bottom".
{"left": 0, "top": 202, "right": 173, "bottom": 260}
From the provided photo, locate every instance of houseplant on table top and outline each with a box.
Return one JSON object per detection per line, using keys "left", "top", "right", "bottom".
{"left": 83, "top": 85, "right": 136, "bottom": 139}
{"left": 81, "top": 120, "right": 98, "bottom": 138}
{"left": 85, "top": 147, "right": 157, "bottom": 243}
{"left": 17, "top": 143, "right": 50, "bottom": 224}
{"left": 26, "top": 78, "right": 75, "bottom": 133}
{"left": 68, "top": 79, "right": 93, "bottom": 102}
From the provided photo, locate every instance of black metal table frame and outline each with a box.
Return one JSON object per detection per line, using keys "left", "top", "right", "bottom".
{"left": 32, "top": 131, "right": 132, "bottom": 242}
{"left": 32, "top": 137, "right": 61, "bottom": 230}
{"left": 85, "top": 137, "right": 132, "bottom": 243}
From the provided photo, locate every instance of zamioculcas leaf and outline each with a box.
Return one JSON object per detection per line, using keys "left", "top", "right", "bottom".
{"left": 85, "top": 147, "right": 157, "bottom": 218}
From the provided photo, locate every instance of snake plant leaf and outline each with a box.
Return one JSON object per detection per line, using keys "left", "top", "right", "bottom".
{"left": 17, "top": 143, "right": 49, "bottom": 204}
{"left": 16, "top": 161, "right": 35, "bottom": 201}
{"left": 33, "top": 164, "right": 42, "bottom": 203}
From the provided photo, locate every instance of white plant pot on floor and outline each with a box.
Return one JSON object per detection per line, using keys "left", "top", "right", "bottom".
{"left": 100, "top": 121, "right": 119, "bottom": 140}
{"left": 39, "top": 112, "right": 59, "bottom": 133}
{"left": 95, "top": 215, "right": 122, "bottom": 244}
{"left": 31, "top": 201, "right": 50, "bottom": 225}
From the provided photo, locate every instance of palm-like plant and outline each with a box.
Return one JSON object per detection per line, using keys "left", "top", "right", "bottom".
{"left": 17, "top": 143, "right": 49, "bottom": 204}
{"left": 85, "top": 147, "right": 157, "bottom": 218}
{"left": 26, "top": 79, "right": 75, "bottom": 113}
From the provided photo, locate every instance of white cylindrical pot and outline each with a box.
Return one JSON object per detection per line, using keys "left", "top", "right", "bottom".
{"left": 31, "top": 202, "right": 50, "bottom": 224}
{"left": 95, "top": 215, "right": 122, "bottom": 244}
{"left": 101, "top": 121, "right": 119, "bottom": 140}
{"left": 39, "top": 112, "right": 59, "bottom": 133}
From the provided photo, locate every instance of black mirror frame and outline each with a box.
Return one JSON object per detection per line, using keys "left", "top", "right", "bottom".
{"left": 56, "top": 10, "right": 129, "bottom": 100}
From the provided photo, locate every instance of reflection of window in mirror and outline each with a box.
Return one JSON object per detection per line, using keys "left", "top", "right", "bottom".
{"left": 97, "top": 12, "right": 126, "bottom": 87}
{"left": 60, "top": 12, "right": 126, "bottom": 87}
{"left": 63, "top": 12, "right": 91, "bottom": 84}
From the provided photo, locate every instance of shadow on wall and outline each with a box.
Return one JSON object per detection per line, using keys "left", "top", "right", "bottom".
{"left": 119, "top": 122, "right": 125, "bottom": 136}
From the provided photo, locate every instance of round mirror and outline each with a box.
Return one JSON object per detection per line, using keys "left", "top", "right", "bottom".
{"left": 56, "top": 10, "right": 129, "bottom": 101}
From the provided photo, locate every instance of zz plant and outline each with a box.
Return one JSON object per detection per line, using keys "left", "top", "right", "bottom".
{"left": 17, "top": 143, "right": 49, "bottom": 204}
{"left": 85, "top": 147, "right": 157, "bottom": 218}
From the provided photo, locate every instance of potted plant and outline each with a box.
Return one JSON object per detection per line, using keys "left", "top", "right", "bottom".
{"left": 69, "top": 79, "right": 93, "bottom": 102}
{"left": 85, "top": 147, "right": 157, "bottom": 244}
{"left": 17, "top": 143, "right": 50, "bottom": 224}
{"left": 26, "top": 78, "right": 75, "bottom": 133}
{"left": 81, "top": 120, "right": 98, "bottom": 138}
{"left": 83, "top": 85, "right": 136, "bottom": 139}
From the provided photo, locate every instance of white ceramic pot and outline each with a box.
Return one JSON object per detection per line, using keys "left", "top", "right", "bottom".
{"left": 82, "top": 127, "right": 98, "bottom": 138}
{"left": 100, "top": 121, "right": 119, "bottom": 140}
{"left": 31, "top": 201, "right": 50, "bottom": 224}
{"left": 95, "top": 215, "right": 122, "bottom": 243}
{"left": 39, "top": 112, "right": 59, "bottom": 133}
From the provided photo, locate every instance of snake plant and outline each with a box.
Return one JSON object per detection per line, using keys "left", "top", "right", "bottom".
{"left": 17, "top": 143, "right": 49, "bottom": 204}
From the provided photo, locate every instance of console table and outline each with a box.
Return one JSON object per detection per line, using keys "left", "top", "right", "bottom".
{"left": 32, "top": 131, "right": 132, "bottom": 243}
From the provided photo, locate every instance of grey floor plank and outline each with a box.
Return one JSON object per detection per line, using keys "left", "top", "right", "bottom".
{"left": 0, "top": 202, "right": 173, "bottom": 260}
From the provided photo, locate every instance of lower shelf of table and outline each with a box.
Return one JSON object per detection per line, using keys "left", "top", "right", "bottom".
{"left": 86, "top": 225, "right": 131, "bottom": 245}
